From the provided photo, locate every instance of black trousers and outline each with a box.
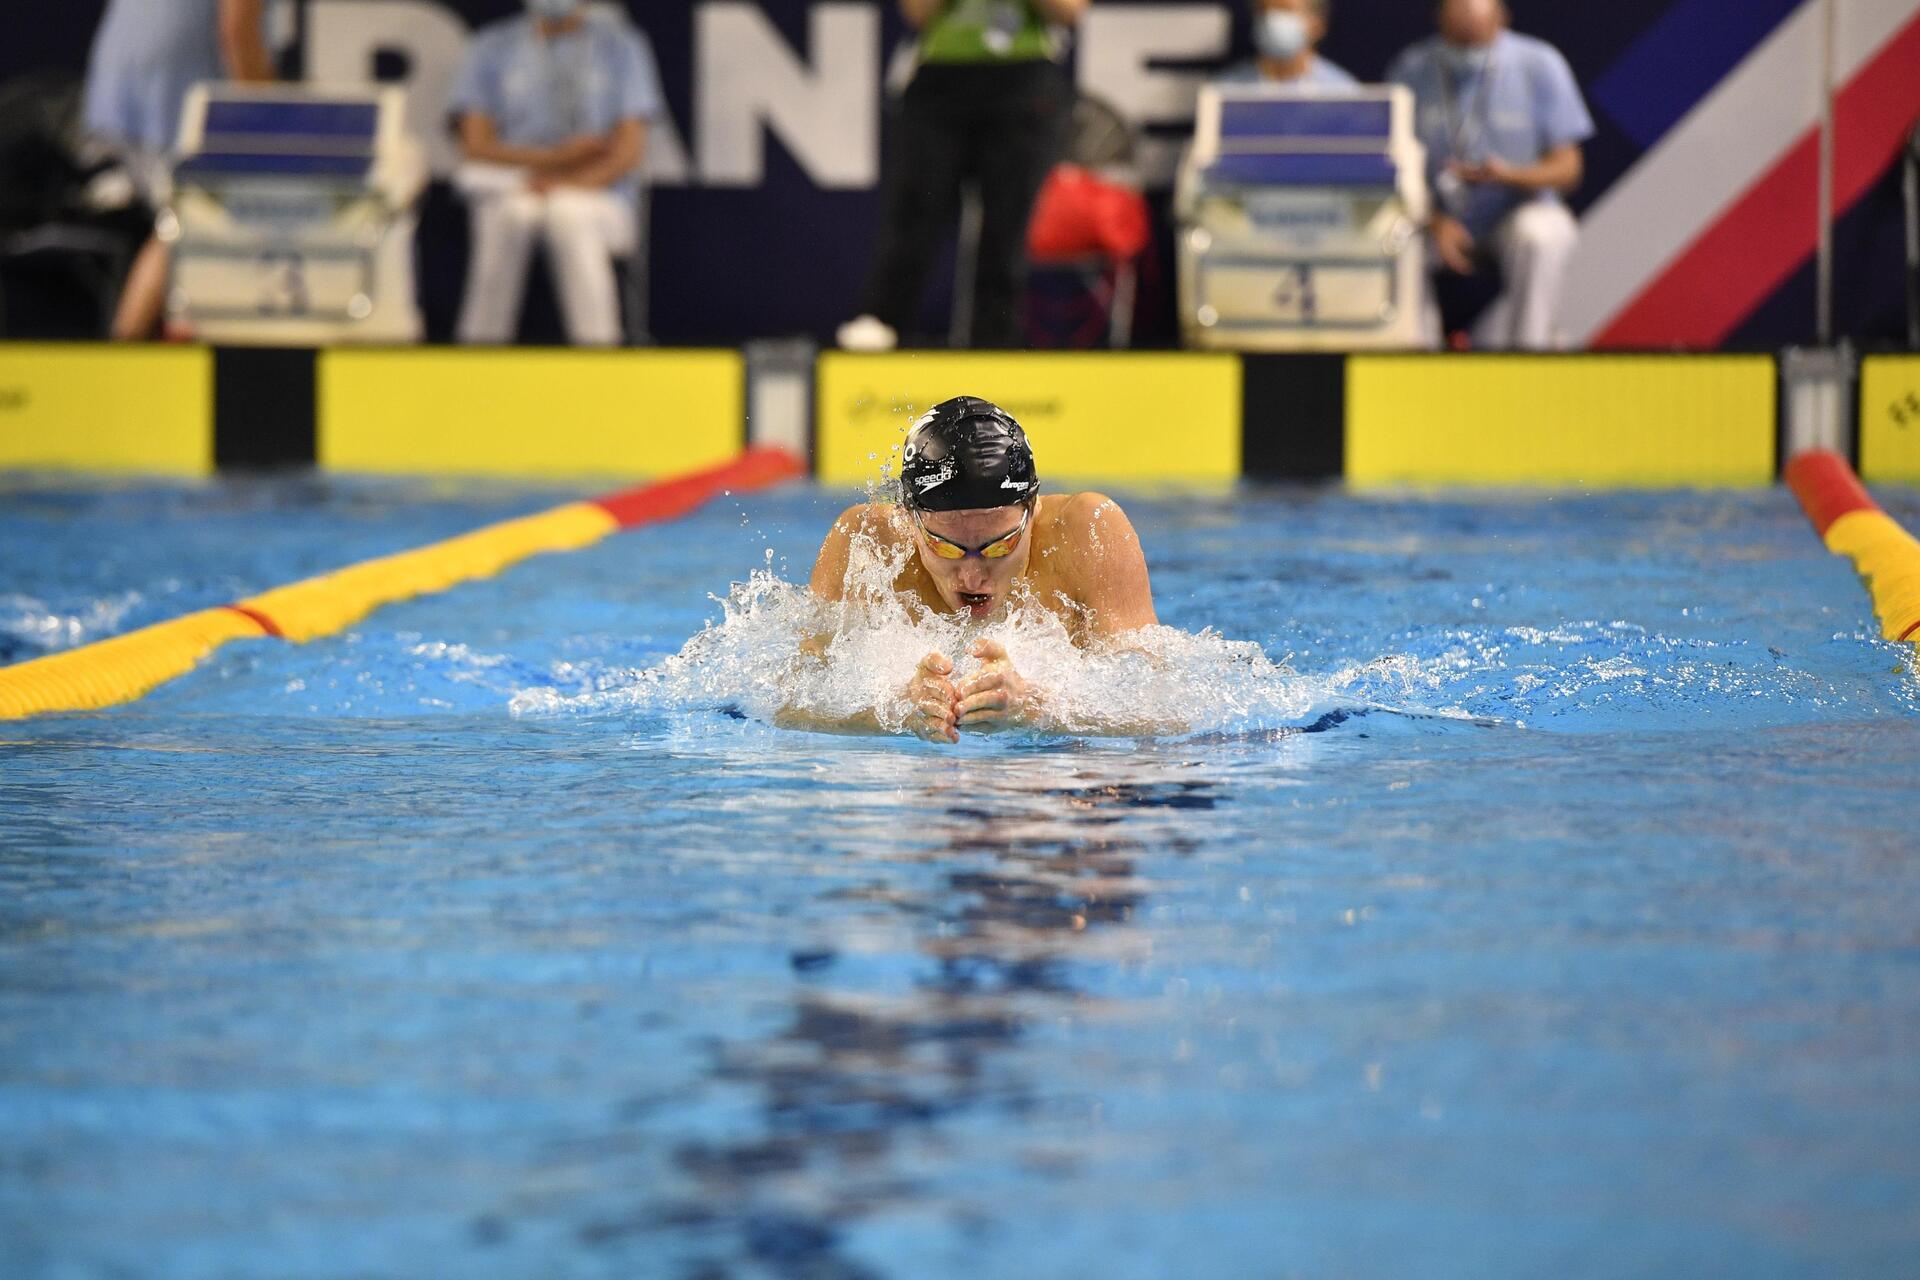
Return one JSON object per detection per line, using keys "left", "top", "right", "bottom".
{"left": 860, "top": 59, "right": 1071, "bottom": 349}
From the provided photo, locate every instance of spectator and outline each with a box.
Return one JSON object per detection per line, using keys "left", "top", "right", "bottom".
{"left": 1216, "top": 0, "right": 1358, "bottom": 90}
{"left": 1389, "top": 0, "right": 1592, "bottom": 349}
{"left": 83, "top": 0, "right": 277, "bottom": 340}
{"left": 451, "top": 0, "right": 662, "bottom": 347}
{"left": 837, "top": 0, "right": 1087, "bottom": 353}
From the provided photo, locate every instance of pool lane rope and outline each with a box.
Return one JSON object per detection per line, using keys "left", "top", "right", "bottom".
{"left": 0, "top": 447, "right": 806, "bottom": 720}
{"left": 1785, "top": 450, "right": 1920, "bottom": 647}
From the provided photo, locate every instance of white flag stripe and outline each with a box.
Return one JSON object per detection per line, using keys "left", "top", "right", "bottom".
{"left": 1562, "top": 0, "right": 1918, "bottom": 344}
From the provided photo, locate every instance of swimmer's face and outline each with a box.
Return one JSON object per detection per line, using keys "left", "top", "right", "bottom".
{"left": 910, "top": 503, "right": 1033, "bottom": 621}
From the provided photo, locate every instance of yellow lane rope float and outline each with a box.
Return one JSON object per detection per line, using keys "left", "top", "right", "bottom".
{"left": 1785, "top": 450, "right": 1920, "bottom": 646}
{"left": 0, "top": 448, "right": 805, "bottom": 720}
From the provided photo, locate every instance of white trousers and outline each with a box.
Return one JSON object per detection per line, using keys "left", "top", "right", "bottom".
{"left": 455, "top": 164, "right": 636, "bottom": 347}
{"left": 1469, "top": 201, "right": 1580, "bottom": 351}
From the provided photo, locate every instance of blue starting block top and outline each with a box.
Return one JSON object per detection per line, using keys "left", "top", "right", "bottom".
{"left": 175, "top": 152, "right": 374, "bottom": 180}
{"left": 1218, "top": 98, "right": 1393, "bottom": 142}
{"left": 1203, "top": 152, "right": 1398, "bottom": 187}
{"left": 177, "top": 95, "right": 382, "bottom": 183}
{"left": 203, "top": 99, "right": 380, "bottom": 142}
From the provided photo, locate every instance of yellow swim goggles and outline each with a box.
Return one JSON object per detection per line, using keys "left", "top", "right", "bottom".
{"left": 914, "top": 505, "right": 1032, "bottom": 560}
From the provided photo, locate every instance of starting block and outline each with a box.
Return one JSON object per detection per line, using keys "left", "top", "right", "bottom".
{"left": 162, "top": 84, "right": 426, "bottom": 344}
{"left": 1178, "top": 85, "right": 1428, "bottom": 351}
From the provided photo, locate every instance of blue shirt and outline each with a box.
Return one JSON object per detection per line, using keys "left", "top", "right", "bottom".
{"left": 84, "top": 0, "right": 273, "bottom": 152}
{"left": 451, "top": 12, "right": 664, "bottom": 204}
{"left": 1388, "top": 30, "right": 1594, "bottom": 239}
{"left": 1214, "top": 57, "right": 1360, "bottom": 90}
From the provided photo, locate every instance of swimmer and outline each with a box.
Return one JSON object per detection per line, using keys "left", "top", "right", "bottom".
{"left": 785, "top": 395, "right": 1158, "bottom": 743}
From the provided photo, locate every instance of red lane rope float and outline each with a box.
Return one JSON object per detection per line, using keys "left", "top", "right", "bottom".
{"left": 0, "top": 447, "right": 806, "bottom": 720}
{"left": 223, "top": 604, "right": 285, "bottom": 639}
{"left": 595, "top": 444, "right": 805, "bottom": 528}
{"left": 1785, "top": 450, "right": 1920, "bottom": 645}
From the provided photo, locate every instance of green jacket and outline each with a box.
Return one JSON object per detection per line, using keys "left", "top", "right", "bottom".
{"left": 919, "top": 0, "right": 1056, "bottom": 63}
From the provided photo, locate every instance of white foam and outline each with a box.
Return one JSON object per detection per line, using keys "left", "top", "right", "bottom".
{"left": 0, "top": 590, "right": 143, "bottom": 654}
{"left": 508, "top": 532, "right": 1375, "bottom": 737}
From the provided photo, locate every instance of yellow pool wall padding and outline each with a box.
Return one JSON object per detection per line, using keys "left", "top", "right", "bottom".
{"left": 1823, "top": 509, "right": 1920, "bottom": 643}
{"left": 318, "top": 348, "right": 745, "bottom": 478}
{"left": 816, "top": 352, "right": 1241, "bottom": 488}
{"left": 1859, "top": 356, "right": 1920, "bottom": 486}
{"left": 0, "top": 608, "right": 264, "bottom": 719}
{"left": 0, "top": 344, "right": 213, "bottom": 475}
{"left": 1346, "top": 355, "right": 1776, "bottom": 488}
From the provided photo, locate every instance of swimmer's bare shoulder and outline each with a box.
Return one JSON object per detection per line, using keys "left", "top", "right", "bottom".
{"left": 1040, "top": 491, "right": 1158, "bottom": 639}
{"left": 808, "top": 502, "right": 908, "bottom": 604}
{"left": 784, "top": 503, "right": 938, "bottom": 735}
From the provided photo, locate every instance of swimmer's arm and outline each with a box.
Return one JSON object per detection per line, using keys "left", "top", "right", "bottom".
{"left": 774, "top": 504, "right": 906, "bottom": 736}
{"left": 774, "top": 627, "right": 887, "bottom": 735}
{"left": 807, "top": 505, "right": 857, "bottom": 605}
{"left": 1049, "top": 495, "right": 1187, "bottom": 736}
{"left": 786, "top": 502, "right": 870, "bottom": 692}
{"left": 775, "top": 645, "right": 953, "bottom": 741}
{"left": 773, "top": 703, "right": 887, "bottom": 736}
{"left": 1060, "top": 493, "right": 1159, "bottom": 640}
{"left": 807, "top": 502, "right": 901, "bottom": 604}
{"left": 960, "top": 644, "right": 1186, "bottom": 738}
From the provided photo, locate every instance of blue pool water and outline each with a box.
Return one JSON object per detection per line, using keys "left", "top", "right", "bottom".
{"left": 3, "top": 477, "right": 1919, "bottom": 1279}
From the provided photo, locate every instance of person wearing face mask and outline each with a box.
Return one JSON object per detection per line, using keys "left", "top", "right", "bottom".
{"left": 1388, "top": 0, "right": 1592, "bottom": 349}
{"left": 450, "top": 0, "right": 663, "bottom": 346}
{"left": 1215, "top": 0, "right": 1357, "bottom": 90}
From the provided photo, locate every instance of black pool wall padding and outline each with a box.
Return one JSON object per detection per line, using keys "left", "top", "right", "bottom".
{"left": 1239, "top": 354, "right": 1346, "bottom": 481}
{"left": 214, "top": 346, "right": 317, "bottom": 469}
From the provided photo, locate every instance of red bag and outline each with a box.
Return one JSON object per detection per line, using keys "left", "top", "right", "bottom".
{"left": 1026, "top": 163, "right": 1151, "bottom": 263}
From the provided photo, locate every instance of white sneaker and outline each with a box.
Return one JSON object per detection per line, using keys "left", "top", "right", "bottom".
{"left": 836, "top": 314, "right": 898, "bottom": 352}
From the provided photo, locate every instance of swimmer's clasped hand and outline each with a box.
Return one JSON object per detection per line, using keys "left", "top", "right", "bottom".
{"left": 905, "top": 651, "right": 960, "bottom": 744}
{"left": 901, "top": 642, "right": 1041, "bottom": 743}
{"left": 954, "top": 639, "right": 1039, "bottom": 733}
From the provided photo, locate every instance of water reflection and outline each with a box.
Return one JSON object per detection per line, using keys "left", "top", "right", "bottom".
{"left": 592, "top": 747, "right": 1219, "bottom": 1278}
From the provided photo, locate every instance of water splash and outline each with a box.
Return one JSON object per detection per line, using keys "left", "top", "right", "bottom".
{"left": 508, "top": 532, "right": 1381, "bottom": 737}
{"left": 494, "top": 493, "right": 1920, "bottom": 738}
{"left": 503, "top": 551, "right": 1912, "bottom": 737}
{"left": 0, "top": 590, "right": 143, "bottom": 658}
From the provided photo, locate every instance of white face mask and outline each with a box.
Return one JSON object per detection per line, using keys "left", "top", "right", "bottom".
{"left": 525, "top": 0, "right": 579, "bottom": 21}
{"left": 1254, "top": 10, "right": 1311, "bottom": 62}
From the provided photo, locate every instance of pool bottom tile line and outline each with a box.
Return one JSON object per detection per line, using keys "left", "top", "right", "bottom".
{"left": 0, "top": 447, "right": 806, "bottom": 721}
{"left": 1785, "top": 450, "right": 1920, "bottom": 646}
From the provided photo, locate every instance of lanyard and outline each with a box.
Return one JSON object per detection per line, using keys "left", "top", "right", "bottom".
{"left": 538, "top": 34, "right": 589, "bottom": 134}
{"left": 1436, "top": 47, "right": 1497, "bottom": 161}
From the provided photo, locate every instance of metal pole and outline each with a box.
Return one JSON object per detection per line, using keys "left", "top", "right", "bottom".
{"left": 1816, "top": 0, "right": 1837, "bottom": 346}
{"left": 950, "top": 185, "right": 980, "bottom": 349}
{"left": 1906, "top": 125, "right": 1920, "bottom": 350}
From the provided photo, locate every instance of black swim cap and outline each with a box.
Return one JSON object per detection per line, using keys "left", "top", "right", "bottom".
{"left": 897, "top": 396, "right": 1040, "bottom": 512}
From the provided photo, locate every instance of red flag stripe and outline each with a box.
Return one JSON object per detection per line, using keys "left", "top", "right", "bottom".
{"left": 1595, "top": 13, "right": 1920, "bottom": 348}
